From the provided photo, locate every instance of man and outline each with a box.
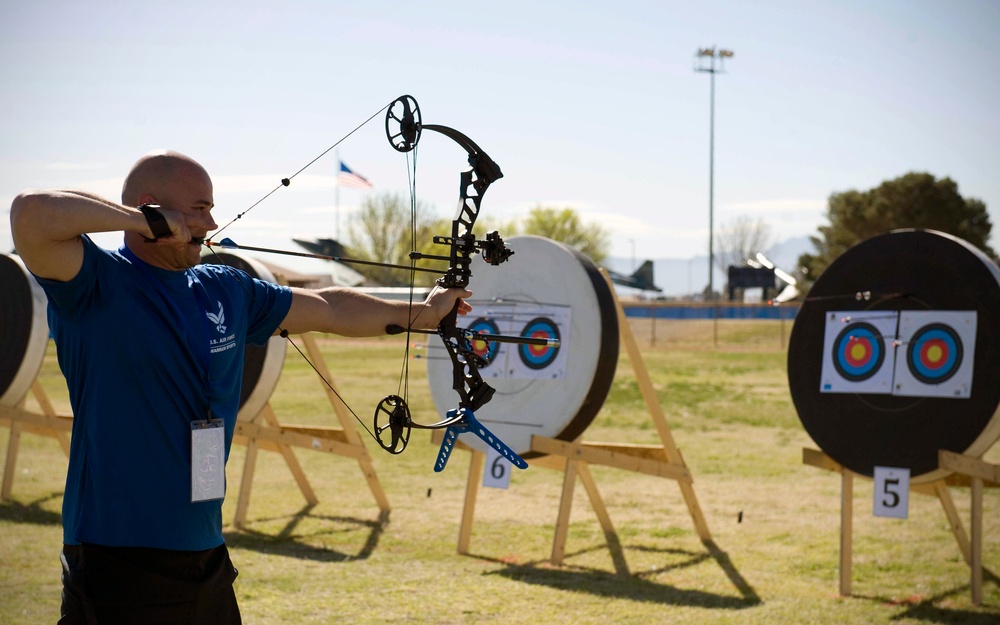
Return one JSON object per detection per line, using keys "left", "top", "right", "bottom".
{"left": 9, "top": 150, "right": 471, "bottom": 624}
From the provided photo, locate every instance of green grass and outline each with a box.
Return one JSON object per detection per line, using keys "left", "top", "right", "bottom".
{"left": 2, "top": 320, "right": 998, "bottom": 624}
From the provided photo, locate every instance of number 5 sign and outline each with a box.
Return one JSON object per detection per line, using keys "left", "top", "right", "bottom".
{"left": 873, "top": 466, "right": 910, "bottom": 519}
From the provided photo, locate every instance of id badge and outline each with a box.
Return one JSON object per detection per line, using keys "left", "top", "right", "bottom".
{"left": 191, "top": 419, "right": 225, "bottom": 502}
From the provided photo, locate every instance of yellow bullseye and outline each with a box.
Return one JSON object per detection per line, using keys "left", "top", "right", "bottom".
{"left": 925, "top": 344, "right": 943, "bottom": 364}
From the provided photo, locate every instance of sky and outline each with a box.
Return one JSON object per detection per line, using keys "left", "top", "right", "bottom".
{"left": 2, "top": 0, "right": 998, "bottom": 290}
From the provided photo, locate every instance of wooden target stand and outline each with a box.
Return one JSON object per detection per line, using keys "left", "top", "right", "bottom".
{"left": 938, "top": 450, "right": 1000, "bottom": 605}
{"left": 803, "top": 447, "right": 998, "bottom": 604}
{"left": 0, "top": 381, "right": 73, "bottom": 501}
{"left": 200, "top": 252, "right": 390, "bottom": 526}
{"left": 434, "top": 268, "right": 711, "bottom": 574}
{"left": 790, "top": 230, "right": 1000, "bottom": 605}
{"left": 229, "top": 331, "right": 390, "bottom": 526}
{"left": 0, "top": 254, "right": 73, "bottom": 501}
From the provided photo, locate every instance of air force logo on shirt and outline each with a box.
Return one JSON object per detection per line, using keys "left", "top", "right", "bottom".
{"left": 207, "top": 301, "right": 237, "bottom": 355}
{"left": 206, "top": 302, "right": 227, "bottom": 334}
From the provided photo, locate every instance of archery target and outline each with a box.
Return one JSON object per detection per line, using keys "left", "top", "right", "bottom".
{"left": 467, "top": 317, "right": 502, "bottom": 367}
{"left": 894, "top": 311, "right": 976, "bottom": 397}
{"left": 788, "top": 229, "right": 1000, "bottom": 482}
{"left": 908, "top": 325, "right": 960, "bottom": 383}
{"left": 427, "top": 235, "right": 619, "bottom": 457}
{"left": 820, "top": 312, "right": 896, "bottom": 393}
{"left": 464, "top": 302, "right": 572, "bottom": 381}
{"left": 199, "top": 250, "right": 286, "bottom": 421}
{"left": 518, "top": 317, "right": 561, "bottom": 370}
{"left": 0, "top": 254, "right": 50, "bottom": 408}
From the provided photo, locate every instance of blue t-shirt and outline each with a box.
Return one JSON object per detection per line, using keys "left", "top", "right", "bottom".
{"left": 36, "top": 236, "right": 292, "bottom": 550}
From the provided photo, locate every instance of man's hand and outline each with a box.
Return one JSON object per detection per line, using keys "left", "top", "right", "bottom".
{"left": 415, "top": 285, "right": 473, "bottom": 330}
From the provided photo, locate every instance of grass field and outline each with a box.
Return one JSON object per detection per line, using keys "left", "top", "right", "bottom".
{"left": 2, "top": 319, "right": 998, "bottom": 624}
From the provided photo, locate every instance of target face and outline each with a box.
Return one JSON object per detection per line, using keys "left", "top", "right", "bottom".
{"left": 518, "top": 317, "right": 561, "bottom": 370}
{"left": 820, "top": 312, "right": 897, "bottom": 394}
{"left": 789, "top": 229, "right": 1000, "bottom": 482}
{"left": 909, "top": 325, "right": 961, "bottom": 383}
{"left": 894, "top": 311, "right": 976, "bottom": 398}
{"left": 468, "top": 318, "right": 502, "bottom": 367}
{"left": 833, "top": 322, "right": 884, "bottom": 381}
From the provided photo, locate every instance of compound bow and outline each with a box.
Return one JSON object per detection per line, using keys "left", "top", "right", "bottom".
{"left": 206, "top": 95, "right": 553, "bottom": 471}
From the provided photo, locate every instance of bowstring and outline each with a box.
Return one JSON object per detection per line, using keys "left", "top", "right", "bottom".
{"left": 197, "top": 97, "right": 401, "bottom": 449}
{"left": 397, "top": 144, "right": 419, "bottom": 404}
{"left": 200, "top": 251, "right": 381, "bottom": 444}
{"left": 209, "top": 101, "right": 392, "bottom": 243}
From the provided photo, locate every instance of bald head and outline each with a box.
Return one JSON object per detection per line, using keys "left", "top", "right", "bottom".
{"left": 122, "top": 150, "right": 212, "bottom": 207}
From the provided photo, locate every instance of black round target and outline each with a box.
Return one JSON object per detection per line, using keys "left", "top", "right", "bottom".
{"left": 788, "top": 229, "right": 1000, "bottom": 482}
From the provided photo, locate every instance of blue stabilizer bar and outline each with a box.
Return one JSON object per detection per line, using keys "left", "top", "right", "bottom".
{"left": 434, "top": 408, "right": 529, "bottom": 473}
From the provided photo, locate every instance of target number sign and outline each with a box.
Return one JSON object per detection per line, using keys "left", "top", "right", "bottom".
{"left": 873, "top": 466, "right": 910, "bottom": 519}
{"left": 482, "top": 448, "right": 513, "bottom": 489}
{"left": 820, "top": 310, "right": 977, "bottom": 398}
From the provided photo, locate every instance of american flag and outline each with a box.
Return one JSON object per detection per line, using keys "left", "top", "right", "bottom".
{"left": 339, "top": 161, "right": 373, "bottom": 189}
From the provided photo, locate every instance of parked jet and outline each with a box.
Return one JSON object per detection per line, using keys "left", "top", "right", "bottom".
{"left": 605, "top": 260, "right": 662, "bottom": 292}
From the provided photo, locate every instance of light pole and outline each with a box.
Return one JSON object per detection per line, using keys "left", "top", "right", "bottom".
{"left": 694, "top": 46, "right": 733, "bottom": 300}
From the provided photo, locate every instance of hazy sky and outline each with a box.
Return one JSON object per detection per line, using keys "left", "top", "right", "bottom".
{"left": 2, "top": 0, "right": 997, "bottom": 276}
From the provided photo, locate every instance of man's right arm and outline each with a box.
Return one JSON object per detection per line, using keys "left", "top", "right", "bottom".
{"left": 10, "top": 190, "right": 151, "bottom": 281}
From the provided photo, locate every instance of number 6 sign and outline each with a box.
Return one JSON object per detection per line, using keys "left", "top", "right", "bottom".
{"left": 483, "top": 448, "right": 513, "bottom": 489}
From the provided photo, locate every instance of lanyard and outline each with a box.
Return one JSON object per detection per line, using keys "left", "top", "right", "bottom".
{"left": 119, "top": 245, "right": 216, "bottom": 417}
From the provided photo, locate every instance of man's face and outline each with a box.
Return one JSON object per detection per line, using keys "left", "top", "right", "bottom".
{"left": 145, "top": 164, "right": 217, "bottom": 269}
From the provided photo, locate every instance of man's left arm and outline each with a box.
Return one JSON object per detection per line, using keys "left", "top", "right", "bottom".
{"left": 278, "top": 286, "right": 472, "bottom": 337}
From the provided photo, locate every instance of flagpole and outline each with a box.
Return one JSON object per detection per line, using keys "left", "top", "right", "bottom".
{"left": 335, "top": 150, "right": 341, "bottom": 241}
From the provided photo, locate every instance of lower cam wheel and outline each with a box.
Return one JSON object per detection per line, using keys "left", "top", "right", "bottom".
{"left": 373, "top": 395, "right": 411, "bottom": 454}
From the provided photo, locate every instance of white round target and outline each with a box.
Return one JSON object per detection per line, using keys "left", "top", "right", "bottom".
{"left": 426, "top": 236, "right": 619, "bottom": 457}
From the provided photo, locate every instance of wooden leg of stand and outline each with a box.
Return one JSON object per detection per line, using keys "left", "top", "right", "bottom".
{"left": 259, "top": 405, "right": 318, "bottom": 506}
{"left": 603, "top": 269, "right": 712, "bottom": 543}
{"left": 840, "top": 470, "right": 853, "bottom": 597}
{"left": 577, "top": 462, "right": 629, "bottom": 576}
{"left": 458, "top": 450, "right": 485, "bottom": 555}
{"left": 933, "top": 481, "right": 971, "bottom": 566}
{"left": 971, "top": 477, "right": 983, "bottom": 606}
{"left": 302, "top": 333, "right": 390, "bottom": 514}
{"left": 551, "top": 456, "right": 580, "bottom": 566}
{"left": 2, "top": 421, "right": 23, "bottom": 501}
{"left": 234, "top": 439, "right": 260, "bottom": 528}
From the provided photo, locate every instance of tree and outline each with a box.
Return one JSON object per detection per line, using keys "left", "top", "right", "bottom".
{"left": 347, "top": 192, "right": 448, "bottom": 287}
{"left": 714, "top": 215, "right": 774, "bottom": 276}
{"left": 514, "top": 205, "right": 611, "bottom": 263}
{"left": 799, "top": 172, "right": 996, "bottom": 285}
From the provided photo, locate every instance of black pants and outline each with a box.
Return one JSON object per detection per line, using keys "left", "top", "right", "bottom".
{"left": 59, "top": 543, "right": 241, "bottom": 625}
